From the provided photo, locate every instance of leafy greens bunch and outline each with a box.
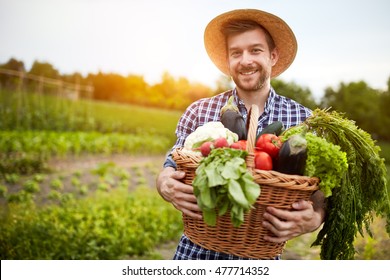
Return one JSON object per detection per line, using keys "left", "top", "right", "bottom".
{"left": 192, "top": 148, "right": 260, "bottom": 227}
{"left": 281, "top": 127, "right": 349, "bottom": 198}
{"left": 292, "top": 108, "right": 390, "bottom": 259}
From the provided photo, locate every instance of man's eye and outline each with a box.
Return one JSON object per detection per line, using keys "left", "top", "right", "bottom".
{"left": 230, "top": 51, "right": 241, "bottom": 57}
{"left": 252, "top": 48, "right": 262, "bottom": 53}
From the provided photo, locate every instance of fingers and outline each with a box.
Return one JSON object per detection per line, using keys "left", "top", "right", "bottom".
{"left": 292, "top": 200, "right": 313, "bottom": 210}
{"left": 262, "top": 212, "right": 296, "bottom": 243}
{"left": 166, "top": 172, "right": 203, "bottom": 220}
{"left": 262, "top": 202, "right": 315, "bottom": 243}
{"left": 171, "top": 170, "right": 186, "bottom": 180}
{"left": 265, "top": 200, "right": 313, "bottom": 221}
{"left": 179, "top": 201, "right": 202, "bottom": 219}
{"left": 174, "top": 199, "right": 202, "bottom": 220}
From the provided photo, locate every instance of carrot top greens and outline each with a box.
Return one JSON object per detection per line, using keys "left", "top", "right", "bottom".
{"left": 300, "top": 108, "right": 390, "bottom": 259}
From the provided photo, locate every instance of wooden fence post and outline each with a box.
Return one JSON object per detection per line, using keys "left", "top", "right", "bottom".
{"left": 16, "top": 71, "right": 25, "bottom": 129}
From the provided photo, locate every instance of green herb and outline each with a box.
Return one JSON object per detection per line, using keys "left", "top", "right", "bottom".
{"left": 192, "top": 148, "right": 260, "bottom": 227}
{"left": 291, "top": 108, "right": 390, "bottom": 259}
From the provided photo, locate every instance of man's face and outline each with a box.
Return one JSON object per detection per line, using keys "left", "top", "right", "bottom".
{"left": 226, "top": 28, "right": 278, "bottom": 92}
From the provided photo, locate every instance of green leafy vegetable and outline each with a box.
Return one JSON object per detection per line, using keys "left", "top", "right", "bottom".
{"left": 282, "top": 128, "right": 349, "bottom": 197}
{"left": 192, "top": 148, "right": 260, "bottom": 227}
{"left": 287, "top": 108, "right": 390, "bottom": 260}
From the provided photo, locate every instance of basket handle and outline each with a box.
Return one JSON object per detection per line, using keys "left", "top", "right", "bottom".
{"left": 246, "top": 104, "right": 260, "bottom": 154}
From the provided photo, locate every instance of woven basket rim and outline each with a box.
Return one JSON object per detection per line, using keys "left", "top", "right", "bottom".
{"left": 172, "top": 147, "right": 320, "bottom": 188}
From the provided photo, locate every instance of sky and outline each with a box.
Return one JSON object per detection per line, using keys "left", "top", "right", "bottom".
{"left": 1, "top": 0, "right": 389, "bottom": 100}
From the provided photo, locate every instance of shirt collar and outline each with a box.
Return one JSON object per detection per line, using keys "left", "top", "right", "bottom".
{"left": 232, "top": 87, "right": 278, "bottom": 114}
{"left": 264, "top": 87, "right": 277, "bottom": 114}
{"left": 231, "top": 89, "right": 246, "bottom": 115}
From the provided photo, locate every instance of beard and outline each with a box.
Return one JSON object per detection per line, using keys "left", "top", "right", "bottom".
{"left": 232, "top": 65, "right": 271, "bottom": 92}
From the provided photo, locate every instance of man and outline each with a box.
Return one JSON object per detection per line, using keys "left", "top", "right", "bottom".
{"left": 156, "top": 9, "right": 326, "bottom": 260}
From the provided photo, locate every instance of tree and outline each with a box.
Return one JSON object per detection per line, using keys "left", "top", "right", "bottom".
{"left": 29, "top": 60, "right": 60, "bottom": 79}
{"left": 149, "top": 72, "right": 213, "bottom": 110}
{"left": 62, "top": 72, "right": 84, "bottom": 84}
{"left": 378, "top": 77, "right": 390, "bottom": 140}
{"left": 0, "top": 57, "right": 26, "bottom": 72}
{"left": 271, "top": 79, "right": 317, "bottom": 109}
{"left": 320, "top": 81, "right": 381, "bottom": 139}
{"left": 88, "top": 72, "right": 127, "bottom": 101}
{"left": 0, "top": 58, "right": 26, "bottom": 89}
{"left": 123, "top": 75, "right": 149, "bottom": 105}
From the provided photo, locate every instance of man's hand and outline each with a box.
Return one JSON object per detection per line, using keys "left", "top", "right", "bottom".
{"left": 156, "top": 167, "right": 202, "bottom": 219}
{"left": 262, "top": 190, "right": 326, "bottom": 243}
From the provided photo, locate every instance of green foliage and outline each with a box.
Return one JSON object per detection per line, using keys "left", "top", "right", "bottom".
{"left": 0, "top": 58, "right": 25, "bottom": 72}
{"left": 0, "top": 187, "right": 183, "bottom": 259}
{"left": 320, "top": 81, "right": 388, "bottom": 140}
{"left": 282, "top": 127, "right": 349, "bottom": 198}
{"left": 0, "top": 90, "right": 180, "bottom": 138}
{"left": 23, "top": 179, "right": 41, "bottom": 194}
{"left": 89, "top": 71, "right": 214, "bottom": 110}
{"left": 283, "top": 216, "right": 390, "bottom": 260}
{"left": 0, "top": 130, "right": 171, "bottom": 175}
{"left": 0, "top": 56, "right": 215, "bottom": 111}
{"left": 50, "top": 178, "right": 64, "bottom": 190}
{"left": 29, "top": 60, "right": 60, "bottom": 79}
{"left": 272, "top": 79, "right": 318, "bottom": 110}
{"left": 302, "top": 109, "right": 390, "bottom": 259}
{"left": 4, "top": 173, "right": 20, "bottom": 184}
{"left": 0, "top": 184, "right": 7, "bottom": 198}
{"left": 304, "top": 133, "right": 348, "bottom": 197}
{"left": 193, "top": 148, "right": 260, "bottom": 227}
{"left": 353, "top": 217, "right": 390, "bottom": 259}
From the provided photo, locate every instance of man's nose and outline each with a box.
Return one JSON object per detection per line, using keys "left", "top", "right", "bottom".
{"left": 240, "top": 51, "right": 253, "bottom": 66}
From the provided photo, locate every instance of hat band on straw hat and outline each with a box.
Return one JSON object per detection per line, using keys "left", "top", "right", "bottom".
{"left": 204, "top": 9, "right": 297, "bottom": 78}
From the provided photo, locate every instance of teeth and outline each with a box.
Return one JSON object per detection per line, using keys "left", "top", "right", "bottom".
{"left": 241, "top": 70, "right": 256, "bottom": 75}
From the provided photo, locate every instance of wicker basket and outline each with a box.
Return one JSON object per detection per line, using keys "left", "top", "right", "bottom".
{"left": 172, "top": 104, "right": 319, "bottom": 259}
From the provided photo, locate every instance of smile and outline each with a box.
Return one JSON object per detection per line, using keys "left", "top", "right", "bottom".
{"left": 240, "top": 70, "right": 258, "bottom": 75}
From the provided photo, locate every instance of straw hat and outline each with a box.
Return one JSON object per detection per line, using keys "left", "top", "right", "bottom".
{"left": 204, "top": 9, "right": 297, "bottom": 78}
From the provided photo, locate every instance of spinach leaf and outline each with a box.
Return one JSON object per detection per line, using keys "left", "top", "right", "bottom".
{"left": 193, "top": 148, "right": 260, "bottom": 227}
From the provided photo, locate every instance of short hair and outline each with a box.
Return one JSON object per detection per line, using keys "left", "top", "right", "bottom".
{"left": 221, "top": 20, "right": 276, "bottom": 51}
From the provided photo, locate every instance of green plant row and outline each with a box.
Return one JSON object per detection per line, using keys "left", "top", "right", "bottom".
{"left": 0, "top": 130, "right": 172, "bottom": 175}
{"left": 0, "top": 186, "right": 183, "bottom": 259}
{"left": 0, "top": 130, "right": 171, "bottom": 156}
{"left": 0, "top": 90, "right": 180, "bottom": 139}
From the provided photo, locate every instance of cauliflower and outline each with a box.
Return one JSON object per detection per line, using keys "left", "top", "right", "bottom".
{"left": 183, "top": 122, "right": 238, "bottom": 151}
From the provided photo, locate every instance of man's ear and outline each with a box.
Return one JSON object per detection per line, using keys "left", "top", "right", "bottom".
{"left": 271, "top": 47, "right": 279, "bottom": 67}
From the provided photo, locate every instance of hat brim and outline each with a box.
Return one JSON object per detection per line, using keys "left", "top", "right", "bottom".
{"left": 204, "top": 9, "right": 297, "bottom": 78}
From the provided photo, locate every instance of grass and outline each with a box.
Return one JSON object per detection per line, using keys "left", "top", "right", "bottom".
{"left": 0, "top": 90, "right": 181, "bottom": 140}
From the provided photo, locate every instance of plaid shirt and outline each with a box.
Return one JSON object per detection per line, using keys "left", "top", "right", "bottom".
{"left": 164, "top": 87, "right": 312, "bottom": 260}
{"left": 174, "top": 234, "right": 282, "bottom": 260}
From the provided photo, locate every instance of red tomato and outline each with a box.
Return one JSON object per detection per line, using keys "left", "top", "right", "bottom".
{"left": 254, "top": 150, "right": 273, "bottom": 170}
{"left": 237, "top": 140, "right": 247, "bottom": 150}
{"left": 255, "top": 134, "right": 282, "bottom": 158}
{"left": 230, "top": 140, "right": 247, "bottom": 150}
{"left": 230, "top": 142, "right": 242, "bottom": 150}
